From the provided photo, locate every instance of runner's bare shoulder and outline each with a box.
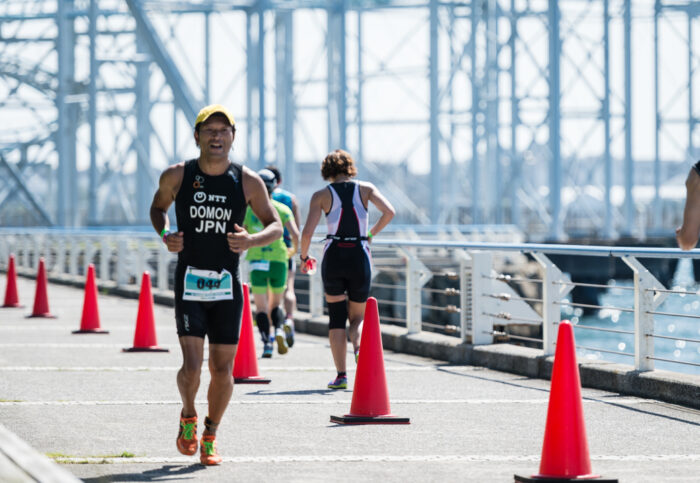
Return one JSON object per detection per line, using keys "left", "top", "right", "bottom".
{"left": 159, "top": 162, "right": 186, "bottom": 198}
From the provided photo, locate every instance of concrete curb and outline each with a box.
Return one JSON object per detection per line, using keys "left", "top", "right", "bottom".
{"left": 17, "top": 270, "right": 700, "bottom": 410}
{"left": 296, "top": 313, "right": 700, "bottom": 410}
{"left": 0, "top": 424, "right": 80, "bottom": 483}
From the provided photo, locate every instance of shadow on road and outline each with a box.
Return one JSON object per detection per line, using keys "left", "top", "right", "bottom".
{"left": 81, "top": 463, "right": 203, "bottom": 482}
{"left": 436, "top": 364, "right": 700, "bottom": 426}
{"left": 244, "top": 388, "right": 344, "bottom": 396}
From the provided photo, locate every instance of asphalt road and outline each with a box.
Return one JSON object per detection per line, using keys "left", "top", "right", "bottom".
{"left": 0, "top": 277, "right": 699, "bottom": 482}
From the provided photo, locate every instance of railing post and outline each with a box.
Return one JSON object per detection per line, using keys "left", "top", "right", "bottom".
{"left": 309, "top": 244, "right": 324, "bottom": 318}
{"left": 69, "top": 237, "right": 78, "bottom": 276}
{"left": 54, "top": 237, "right": 65, "bottom": 275}
{"left": 42, "top": 234, "right": 51, "bottom": 270}
{"left": 0, "top": 236, "right": 6, "bottom": 268}
{"left": 532, "top": 252, "right": 573, "bottom": 356}
{"left": 239, "top": 259, "right": 250, "bottom": 291}
{"left": 34, "top": 235, "right": 42, "bottom": 270}
{"left": 622, "top": 255, "right": 668, "bottom": 371}
{"left": 158, "top": 242, "right": 170, "bottom": 290}
{"left": 17, "top": 235, "right": 26, "bottom": 268}
{"left": 116, "top": 239, "right": 127, "bottom": 287}
{"left": 400, "top": 248, "right": 432, "bottom": 334}
{"left": 470, "top": 251, "right": 493, "bottom": 345}
{"left": 100, "top": 238, "right": 110, "bottom": 282}
{"left": 456, "top": 249, "right": 471, "bottom": 343}
{"left": 23, "top": 235, "right": 31, "bottom": 269}
{"left": 85, "top": 236, "right": 96, "bottom": 273}
{"left": 135, "top": 239, "right": 145, "bottom": 277}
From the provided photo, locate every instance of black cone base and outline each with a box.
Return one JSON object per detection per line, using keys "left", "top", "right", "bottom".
{"left": 72, "top": 329, "right": 110, "bottom": 334}
{"left": 122, "top": 347, "right": 170, "bottom": 352}
{"left": 330, "top": 414, "right": 410, "bottom": 425}
{"left": 234, "top": 377, "right": 271, "bottom": 384}
{"left": 514, "top": 475, "right": 618, "bottom": 482}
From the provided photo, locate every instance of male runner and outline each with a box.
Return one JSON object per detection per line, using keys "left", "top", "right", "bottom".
{"left": 150, "top": 104, "right": 282, "bottom": 465}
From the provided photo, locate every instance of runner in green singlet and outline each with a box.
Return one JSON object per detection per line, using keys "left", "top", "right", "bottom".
{"left": 244, "top": 169, "right": 300, "bottom": 357}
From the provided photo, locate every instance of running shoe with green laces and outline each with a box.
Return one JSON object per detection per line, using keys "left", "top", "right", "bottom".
{"left": 327, "top": 375, "right": 347, "bottom": 390}
{"left": 200, "top": 434, "right": 222, "bottom": 465}
{"left": 176, "top": 414, "right": 198, "bottom": 456}
{"left": 275, "top": 328, "right": 288, "bottom": 354}
{"left": 283, "top": 319, "right": 295, "bottom": 348}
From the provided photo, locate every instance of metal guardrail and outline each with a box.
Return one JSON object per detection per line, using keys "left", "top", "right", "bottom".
{"left": 1, "top": 230, "right": 699, "bottom": 375}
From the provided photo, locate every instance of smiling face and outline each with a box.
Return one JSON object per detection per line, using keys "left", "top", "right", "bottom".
{"left": 194, "top": 114, "right": 235, "bottom": 161}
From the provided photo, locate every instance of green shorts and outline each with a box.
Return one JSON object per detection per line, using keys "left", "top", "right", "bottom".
{"left": 249, "top": 260, "right": 288, "bottom": 294}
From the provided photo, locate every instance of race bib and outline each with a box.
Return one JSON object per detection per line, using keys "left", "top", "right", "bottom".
{"left": 182, "top": 266, "right": 233, "bottom": 301}
{"left": 249, "top": 260, "right": 270, "bottom": 272}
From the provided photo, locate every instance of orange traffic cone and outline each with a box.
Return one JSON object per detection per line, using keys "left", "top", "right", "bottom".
{"left": 2, "top": 254, "right": 23, "bottom": 308}
{"left": 73, "top": 264, "right": 109, "bottom": 334}
{"left": 330, "top": 297, "right": 409, "bottom": 424}
{"left": 233, "top": 283, "right": 270, "bottom": 384}
{"left": 123, "top": 272, "right": 168, "bottom": 352}
{"left": 514, "top": 320, "right": 618, "bottom": 482}
{"left": 27, "top": 257, "right": 55, "bottom": 318}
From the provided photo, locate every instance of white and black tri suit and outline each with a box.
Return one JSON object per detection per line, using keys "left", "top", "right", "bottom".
{"left": 174, "top": 159, "right": 246, "bottom": 344}
{"left": 321, "top": 181, "right": 372, "bottom": 302}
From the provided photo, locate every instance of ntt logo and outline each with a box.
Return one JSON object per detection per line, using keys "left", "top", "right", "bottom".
{"left": 194, "top": 192, "right": 206, "bottom": 203}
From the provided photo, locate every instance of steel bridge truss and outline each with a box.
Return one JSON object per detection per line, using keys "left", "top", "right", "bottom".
{"left": 0, "top": 0, "right": 698, "bottom": 240}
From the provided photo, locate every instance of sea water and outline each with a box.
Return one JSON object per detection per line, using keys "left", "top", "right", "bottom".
{"left": 569, "top": 258, "right": 700, "bottom": 375}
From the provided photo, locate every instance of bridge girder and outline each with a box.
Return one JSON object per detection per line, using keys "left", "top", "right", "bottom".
{"left": 0, "top": 0, "right": 697, "bottom": 240}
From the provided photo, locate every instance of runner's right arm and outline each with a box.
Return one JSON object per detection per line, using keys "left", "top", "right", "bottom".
{"left": 286, "top": 216, "right": 300, "bottom": 258}
{"left": 150, "top": 164, "right": 185, "bottom": 253}
{"left": 291, "top": 193, "right": 302, "bottom": 230}
{"left": 300, "top": 189, "right": 325, "bottom": 261}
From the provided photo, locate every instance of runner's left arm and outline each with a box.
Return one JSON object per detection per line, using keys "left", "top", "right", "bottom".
{"left": 300, "top": 190, "right": 324, "bottom": 260}
{"left": 366, "top": 182, "right": 396, "bottom": 239}
{"left": 677, "top": 166, "right": 700, "bottom": 250}
{"left": 227, "top": 168, "right": 283, "bottom": 254}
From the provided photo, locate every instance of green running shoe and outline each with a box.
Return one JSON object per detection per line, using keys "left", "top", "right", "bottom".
{"left": 327, "top": 375, "right": 347, "bottom": 390}
{"left": 283, "top": 320, "right": 295, "bottom": 348}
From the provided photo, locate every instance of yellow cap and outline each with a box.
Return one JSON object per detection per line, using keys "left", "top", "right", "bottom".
{"left": 194, "top": 104, "right": 235, "bottom": 127}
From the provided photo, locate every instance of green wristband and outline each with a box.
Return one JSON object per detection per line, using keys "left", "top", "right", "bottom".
{"left": 367, "top": 231, "right": 373, "bottom": 239}
{"left": 159, "top": 228, "right": 169, "bottom": 243}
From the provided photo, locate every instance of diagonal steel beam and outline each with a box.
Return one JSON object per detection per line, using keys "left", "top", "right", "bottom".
{"left": 0, "top": 154, "right": 53, "bottom": 225}
{"left": 125, "top": 0, "right": 200, "bottom": 122}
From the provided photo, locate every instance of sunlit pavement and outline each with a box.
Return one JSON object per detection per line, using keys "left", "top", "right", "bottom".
{"left": 1, "top": 277, "right": 699, "bottom": 482}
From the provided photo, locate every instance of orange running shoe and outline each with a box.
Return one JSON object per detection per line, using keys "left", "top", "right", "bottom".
{"left": 200, "top": 434, "right": 223, "bottom": 465}
{"left": 176, "top": 414, "right": 198, "bottom": 456}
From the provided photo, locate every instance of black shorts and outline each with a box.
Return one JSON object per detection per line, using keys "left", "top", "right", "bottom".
{"left": 321, "top": 242, "right": 371, "bottom": 302}
{"left": 174, "top": 266, "right": 244, "bottom": 344}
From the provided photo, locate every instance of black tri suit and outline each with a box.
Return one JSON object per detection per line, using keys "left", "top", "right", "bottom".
{"left": 321, "top": 181, "right": 372, "bottom": 303}
{"left": 174, "top": 159, "right": 246, "bottom": 344}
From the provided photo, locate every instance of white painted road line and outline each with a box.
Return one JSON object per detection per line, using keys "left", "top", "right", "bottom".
{"left": 0, "top": 343, "right": 179, "bottom": 349}
{"left": 0, "top": 326, "right": 132, "bottom": 331}
{"left": 0, "top": 398, "right": 649, "bottom": 406}
{"left": 0, "top": 365, "right": 435, "bottom": 372}
{"left": 50, "top": 454, "right": 700, "bottom": 464}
